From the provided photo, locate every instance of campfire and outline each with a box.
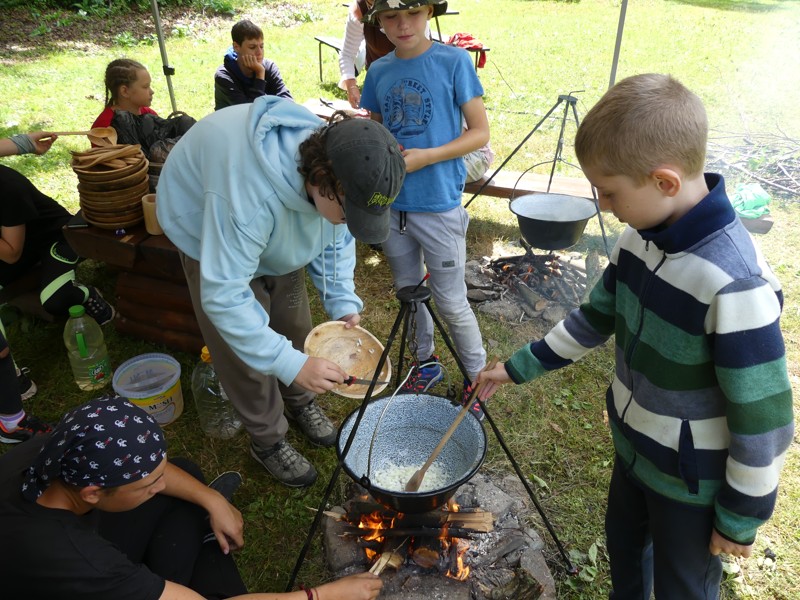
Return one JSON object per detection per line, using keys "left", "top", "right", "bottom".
{"left": 333, "top": 496, "right": 490, "bottom": 581}
{"left": 467, "top": 243, "right": 604, "bottom": 326}
{"left": 322, "top": 473, "right": 557, "bottom": 599}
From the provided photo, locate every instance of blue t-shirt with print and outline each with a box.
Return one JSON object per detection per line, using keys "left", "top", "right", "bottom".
{"left": 361, "top": 42, "right": 484, "bottom": 213}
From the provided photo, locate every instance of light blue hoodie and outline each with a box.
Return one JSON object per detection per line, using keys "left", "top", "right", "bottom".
{"left": 157, "top": 96, "right": 362, "bottom": 386}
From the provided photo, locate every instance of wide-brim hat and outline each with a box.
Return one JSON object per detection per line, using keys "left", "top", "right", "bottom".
{"left": 362, "top": 0, "right": 448, "bottom": 25}
{"left": 325, "top": 119, "right": 406, "bottom": 245}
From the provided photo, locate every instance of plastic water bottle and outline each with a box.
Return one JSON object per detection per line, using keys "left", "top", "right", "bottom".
{"left": 63, "top": 305, "right": 112, "bottom": 391}
{"left": 191, "top": 346, "right": 243, "bottom": 439}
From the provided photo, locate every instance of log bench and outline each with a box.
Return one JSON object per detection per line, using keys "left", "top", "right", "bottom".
{"left": 463, "top": 169, "right": 594, "bottom": 201}
{"left": 63, "top": 219, "right": 203, "bottom": 354}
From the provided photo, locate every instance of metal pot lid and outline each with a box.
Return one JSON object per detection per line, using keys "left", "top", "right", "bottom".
{"left": 510, "top": 194, "right": 596, "bottom": 223}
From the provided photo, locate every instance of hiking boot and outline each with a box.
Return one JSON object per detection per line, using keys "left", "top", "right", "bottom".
{"left": 16, "top": 366, "right": 37, "bottom": 401}
{"left": 209, "top": 471, "right": 243, "bottom": 502}
{"left": 0, "top": 414, "right": 53, "bottom": 444}
{"left": 249, "top": 439, "right": 317, "bottom": 488}
{"left": 462, "top": 380, "right": 485, "bottom": 422}
{"left": 286, "top": 402, "right": 336, "bottom": 447}
{"left": 401, "top": 355, "right": 443, "bottom": 394}
{"left": 83, "top": 286, "right": 116, "bottom": 326}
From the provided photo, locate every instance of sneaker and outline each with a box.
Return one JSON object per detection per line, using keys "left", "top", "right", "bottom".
{"left": 84, "top": 286, "right": 116, "bottom": 326}
{"left": 16, "top": 366, "right": 37, "bottom": 401}
{"left": 209, "top": 471, "right": 243, "bottom": 502}
{"left": 0, "top": 414, "right": 53, "bottom": 444}
{"left": 285, "top": 402, "right": 336, "bottom": 447}
{"left": 462, "top": 380, "right": 485, "bottom": 422}
{"left": 401, "top": 355, "right": 443, "bottom": 394}
{"left": 249, "top": 439, "right": 317, "bottom": 488}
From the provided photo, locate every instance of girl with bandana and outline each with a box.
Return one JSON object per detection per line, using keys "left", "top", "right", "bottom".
{"left": 0, "top": 395, "right": 382, "bottom": 600}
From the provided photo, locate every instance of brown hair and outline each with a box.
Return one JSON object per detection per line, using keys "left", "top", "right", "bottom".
{"left": 103, "top": 58, "right": 147, "bottom": 107}
{"left": 575, "top": 73, "right": 708, "bottom": 184}
{"left": 297, "top": 111, "right": 353, "bottom": 202}
{"left": 231, "top": 19, "right": 263, "bottom": 45}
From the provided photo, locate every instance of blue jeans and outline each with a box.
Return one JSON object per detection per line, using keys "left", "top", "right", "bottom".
{"left": 381, "top": 206, "right": 486, "bottom": 378}
{"left": 606, "top": 457, "right": 723, "bottom": 600}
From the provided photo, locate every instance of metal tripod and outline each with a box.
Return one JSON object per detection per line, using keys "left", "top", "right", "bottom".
{"left": 464, "top": 92, "right": 611, "bottom": 258}
{"left": 286, "top": 285, "right": 577, "bottom": 592}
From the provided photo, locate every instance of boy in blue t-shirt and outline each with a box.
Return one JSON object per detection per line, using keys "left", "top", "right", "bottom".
{"left": 360, "top": 0, "right": 490, "bottom": 408}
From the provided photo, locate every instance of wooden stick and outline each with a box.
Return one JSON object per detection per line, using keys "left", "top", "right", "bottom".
{"left": 404, "top": 356, "right": 499, "bottom": 492}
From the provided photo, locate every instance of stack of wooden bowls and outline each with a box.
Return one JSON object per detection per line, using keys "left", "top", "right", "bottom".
{"left": 71, "top": 145, "right": 149, "bottom": 230}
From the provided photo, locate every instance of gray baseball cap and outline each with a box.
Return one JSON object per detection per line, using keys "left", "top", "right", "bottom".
{"left": 326, "top": 119, "right": 405, "bottom": 244}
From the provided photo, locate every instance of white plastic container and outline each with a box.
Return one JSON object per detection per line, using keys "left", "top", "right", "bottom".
{"left": 112, "top": 353, "right": 183, "bottom": 425}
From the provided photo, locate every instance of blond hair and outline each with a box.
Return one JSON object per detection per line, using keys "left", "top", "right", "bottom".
{"left": 575, "top": 73, "right": 708, "bottom": 184}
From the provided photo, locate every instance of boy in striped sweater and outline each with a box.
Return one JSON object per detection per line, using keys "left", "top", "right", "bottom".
{"left": 477, "top": 73, "right": 793, "bottom": 599}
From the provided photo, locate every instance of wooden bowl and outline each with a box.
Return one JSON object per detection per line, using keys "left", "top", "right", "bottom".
{"left": 81, "top": 203, "right": 143, "bottom": 221}
{"left": 77, "top": 161, "right": 149, "bottom": 192}
{"left": 73, "top": 157, "right": 148, "bottom": 182}
{"left": 82, "top": 211, "right": 144, "bottom": 230}
{"left": 304, "top": 321, "right": 391, "bottom": 399}
{"left": 78, "top": 179, "right": 150, "bottom": 203}
{"left": 80, "top": 196, "right": 143, "bottom": 214}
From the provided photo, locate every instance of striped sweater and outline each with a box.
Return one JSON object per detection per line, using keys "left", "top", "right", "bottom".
{"left": 506, "top": 174, "right": 793, "bottom": 544}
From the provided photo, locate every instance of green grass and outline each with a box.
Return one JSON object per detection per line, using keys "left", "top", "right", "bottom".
{"left": 1, "top": 0, "right": 799, "bottom": 598}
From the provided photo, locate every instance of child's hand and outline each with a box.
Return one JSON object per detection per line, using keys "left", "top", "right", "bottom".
{"left": 238, "top": 54, "right": 265, "bottom": 79}
{"left": 476, "top": 362, "right": 512, "bottom": 400}
{"left": 317, "top": 572, "right": 382, "bottom": 600}
{"left": 709, "top": 529, "right": 753, "bottom": 558}
{"left": 29, "top": 132, "right": 57, "bottom": 154}
{"left": 402, "top": 147, "right": 432, "bottom": 173}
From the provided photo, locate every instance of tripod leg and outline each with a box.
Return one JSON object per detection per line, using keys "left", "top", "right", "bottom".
{"left": 567, "top": 99, "right": 612, "bottom": 259}
{"left": 547, "top": 95, "right": 577, "bottom": 193}
{"left": 464, "top": 97, "right": 565, "bottom": 209}
{"left": 422, "top": 299, "right": 471, "bottom": 383}
{"left": 476, "top": 398, "right": 579, "bottom": 574}
{"left": 286, "top": 302, "right": 410, "bottom": 591}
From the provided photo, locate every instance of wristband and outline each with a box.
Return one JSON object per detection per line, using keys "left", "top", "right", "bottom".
{"left": 300, "top": 584, "right": 315, "bottom": 600}
{"left": 9, "top": 133, "right": 35, "bottom": 155}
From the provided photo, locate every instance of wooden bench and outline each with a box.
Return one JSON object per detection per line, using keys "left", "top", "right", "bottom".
{"left": 314, "top": 35, "right": 347, "bottom": 83}
{"left": 63, "top": 220, "right": 204, "bottom": 354}
{"left": 464, "top": 170, "right": 594, "bottom": 201}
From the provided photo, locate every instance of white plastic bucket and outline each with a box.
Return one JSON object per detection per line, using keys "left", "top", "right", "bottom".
{"left": 112, "top": 353, "right": 184, "bottom": 425}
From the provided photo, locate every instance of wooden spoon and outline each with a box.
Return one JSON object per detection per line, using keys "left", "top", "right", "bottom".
{"left": 52, "top": 127, "right": 118, "bottom": 144}
{"left": 404, "top": 356, "right": 499, "bottom": 493}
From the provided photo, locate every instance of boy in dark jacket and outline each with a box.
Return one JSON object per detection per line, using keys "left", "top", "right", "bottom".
{"left": 477, "top": 73, "right": 794, "bottom": 599}
{"left": 214, "top": 19, "right": 292, "bottom": 111}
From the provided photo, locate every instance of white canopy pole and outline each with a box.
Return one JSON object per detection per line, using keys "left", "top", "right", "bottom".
{"left": 150, "top": 0, "right": 178, "bottom": 113}
{"left": 608, "top": 0, "right": 628, "bottom": 89}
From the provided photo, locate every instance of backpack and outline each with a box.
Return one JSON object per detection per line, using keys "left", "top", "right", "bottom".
{"left": 110, "top": 110, "right": 196, "bottom": 161}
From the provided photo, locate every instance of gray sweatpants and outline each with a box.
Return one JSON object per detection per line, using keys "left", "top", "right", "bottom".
{"left": 381, "top": 205, "right": 486, "bottom": 379}
{"left": 180, "top": 253, "right": 314, "bottom": 448}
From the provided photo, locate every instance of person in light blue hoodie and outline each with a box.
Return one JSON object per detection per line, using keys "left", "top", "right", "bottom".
{"left": 157, "top": 97, "right": 404, "bottom": 487}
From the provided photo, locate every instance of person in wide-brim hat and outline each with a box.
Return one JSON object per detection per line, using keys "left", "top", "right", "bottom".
{"left": 362, "top": 0, "right": 448, "bottom": 25}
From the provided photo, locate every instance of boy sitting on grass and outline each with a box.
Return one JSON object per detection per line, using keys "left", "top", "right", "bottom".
{"left": 477, "top": 73, "right": 794, "bottom": 599}
{"left": 214, "top": 19, "right": 293, "bottom": 111}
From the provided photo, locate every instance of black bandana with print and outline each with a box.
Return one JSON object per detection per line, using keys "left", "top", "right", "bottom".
{"left": 22, "top": 394, "right": 167, "bottom": 501}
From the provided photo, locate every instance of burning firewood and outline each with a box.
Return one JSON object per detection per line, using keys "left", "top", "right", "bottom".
{"left": 368, "top": 550, "right": 403, "bottom": 575}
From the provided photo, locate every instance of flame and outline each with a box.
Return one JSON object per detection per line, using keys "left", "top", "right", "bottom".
{"left": 358, "top": 510, "right": 395, "bottom": 561}
{"left": 354, "top": 502, "right": 471, "bottom": 579}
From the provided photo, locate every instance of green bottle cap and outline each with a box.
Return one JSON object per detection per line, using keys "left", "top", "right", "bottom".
{"left": 69, "top": 305, "right": 86, "bottom": 318}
